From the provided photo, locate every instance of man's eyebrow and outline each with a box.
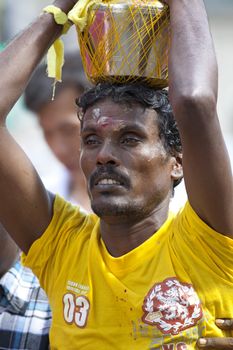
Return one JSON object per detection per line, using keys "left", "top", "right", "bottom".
{"left": 81, "top": 122, "right": 147, "bottom": 134}
{"left": 81, "top": 126, "right": 98, "bottom": 134}
{"left": 117, "top": 123, "right": 147, "bottom": 134}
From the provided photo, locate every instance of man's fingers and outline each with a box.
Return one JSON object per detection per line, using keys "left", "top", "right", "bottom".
{"left": 197, "top": 337, "right": 233, "bottom": 349}
{"left": 216, "top": 318, "right": 233, "bottom": 330}
{"left": 197, "top": 319, "right": 233, "bottom": 349}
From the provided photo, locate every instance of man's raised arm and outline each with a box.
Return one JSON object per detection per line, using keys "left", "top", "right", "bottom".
{"left": 0, "top": 0, "right": 77, "bottom": 253}
{"left": 164, "top": 0, "right": 233, "bottom": 235}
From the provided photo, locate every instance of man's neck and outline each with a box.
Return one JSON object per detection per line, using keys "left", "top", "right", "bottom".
{"left": 99, "top": 200, "right": 170, "bottom": 257}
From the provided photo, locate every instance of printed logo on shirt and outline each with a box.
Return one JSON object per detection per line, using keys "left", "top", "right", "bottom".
{"left": 62, "top": 280, "right": 90, "bottom": 327}
{"left": 142, "top": 277, "right": 203, "bottom": 335}
{"left": 66, "top": 280, "right": 90, "bottom": 295}
{"left": 63, "top": 293, "right": 90, "bottom": 327}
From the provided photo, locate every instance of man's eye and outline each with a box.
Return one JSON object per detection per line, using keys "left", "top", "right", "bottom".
{"left": 121, "top": 137, "right": 141, "bottom": 145}
{"left": 83, "top": 136, "right": 100, "bottom": 145}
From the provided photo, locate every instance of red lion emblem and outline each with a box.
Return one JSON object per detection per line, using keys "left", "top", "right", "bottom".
{"left": 142, "top": 278, "right": 203, "bottom": 335}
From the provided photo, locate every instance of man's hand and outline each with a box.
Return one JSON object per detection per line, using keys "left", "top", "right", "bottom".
{"left": 215, "top": 319, "right": 233, "bottom": 331}
{"left": 197, "top": 319, "right": 233, "bottom": 349}
{"left": 53, "top": 0, "right": 77, "bottom": 13}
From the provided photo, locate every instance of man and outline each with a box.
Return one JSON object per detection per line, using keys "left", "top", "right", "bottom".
{"left": 0, "top": 0, "right": 232, "bottom": 349}
{"left": 24, "top": 53, "right": 92, "bottom": 211}
{"left": 0, "top": 224, "right": 51, "bottom": 349}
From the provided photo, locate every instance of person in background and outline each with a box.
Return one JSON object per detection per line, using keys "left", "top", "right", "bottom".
{"left": 0, "top": 223, "right": 51, "bottom": 349}
{"left": 24, "top": 53, "right": 92, "bottom": 212}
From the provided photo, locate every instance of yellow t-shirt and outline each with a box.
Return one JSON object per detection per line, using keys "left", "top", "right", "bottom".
{"left": 22, "top": 195, "right": 233, "bottom": 349}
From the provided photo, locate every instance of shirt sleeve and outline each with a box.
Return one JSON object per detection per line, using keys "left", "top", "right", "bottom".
{"left": 21, "top": 195, "right": 89, "bottom": 295}
{"left": 174, "top": 201, "right": 233, "bottom": 281}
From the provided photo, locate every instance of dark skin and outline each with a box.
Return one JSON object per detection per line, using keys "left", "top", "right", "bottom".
{"left": 81, "top": 99, "right": 182, "bottom": 256}
{"left": 0, "top": 0, "right": 232, "bottom": 349}
{"left": 197, "top": 319, "right": 233, "bottom": 349}
{"left": 0, "top": 0, "right": 77, "bottom": 252}
{"left": 0, "top": 224, "right": 19, "bottom": 278}
{"left": 164, "top": 1, "right": 233, "bottom": 346}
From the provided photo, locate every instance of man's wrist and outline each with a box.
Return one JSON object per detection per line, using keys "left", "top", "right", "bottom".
{"left": 52, "top": 0, "right": 77, "bottom": 14}
{"left": 37, "top": 12, "right": 64, "bottom": 40}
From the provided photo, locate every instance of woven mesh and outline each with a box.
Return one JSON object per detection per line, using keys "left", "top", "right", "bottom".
{"left": 76, "top": 0, "right": 170, "bottom": 88}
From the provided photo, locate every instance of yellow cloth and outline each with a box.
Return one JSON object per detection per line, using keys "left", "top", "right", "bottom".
{"left": 43, "top": 5, "right": 68, "bottom": 26}
{"left": 43, "top": 0, "right": 94, "bottom": 83}
{"left": 22, "top": 195, "right": 233, "bottom": 349}
{"left": 68, "top": 0, "right": 100, "bottom": 32}
{"left": 43, "top": 5, "right": 71, "bottom": 83}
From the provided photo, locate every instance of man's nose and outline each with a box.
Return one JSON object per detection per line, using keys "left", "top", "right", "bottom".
{"left": 96, "top": 141, "right": 119, "bottom": 166}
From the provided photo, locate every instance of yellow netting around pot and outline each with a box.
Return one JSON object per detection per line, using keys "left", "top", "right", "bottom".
{"left": 70, "top": 0, "right": 170, "bottom": 88}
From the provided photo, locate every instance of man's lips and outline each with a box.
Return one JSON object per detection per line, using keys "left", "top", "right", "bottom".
{"left": 96, "top": 178, "right": 122, "bottom": 186}
{"left": 89, "top": 167, "right": 130, "bottom": 191}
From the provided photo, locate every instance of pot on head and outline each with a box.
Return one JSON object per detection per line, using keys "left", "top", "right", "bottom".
{"left": 76, "top": 0, "right": 170, "bottom": 88}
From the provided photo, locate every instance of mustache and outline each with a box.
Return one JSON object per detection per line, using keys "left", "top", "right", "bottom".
{"left": 89, "top": 165, "right": 130, "bottom": 190}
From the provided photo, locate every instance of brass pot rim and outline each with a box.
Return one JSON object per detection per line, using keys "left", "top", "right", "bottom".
{"left": 90, "top": 1, "right": 167, "bottom": 12}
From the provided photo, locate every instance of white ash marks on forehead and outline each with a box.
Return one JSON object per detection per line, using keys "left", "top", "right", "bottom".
{"left": 91, "top": 108, "right": 127, "bottom": 130}
{"left": 97, "top": 116, "right": 110, "bottom": 125}
{"left": 92, "top": 108, "right": 110, "bottom": 125}
{"left": 92, "top": 105, "right": 133, "bottom": 120}
{"left": 92, "top": 108, "right": 101, "bottom": 121}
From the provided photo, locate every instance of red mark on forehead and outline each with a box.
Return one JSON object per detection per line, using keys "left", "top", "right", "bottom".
{"left": 91, "top": 108, "right": 112, "bottom": 127}
{"left": 90, "top": 108, "right": 126, "bottom": 131}
{"left": 97, "top": 116, "right": 113, "bottom": 128}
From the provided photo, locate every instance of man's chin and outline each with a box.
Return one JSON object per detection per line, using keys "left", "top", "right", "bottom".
{"left": 91, "top": 198, "right": 146, "bottom": 219}
{"left": 91, "top": 202, "right": 128, "bottom": 217}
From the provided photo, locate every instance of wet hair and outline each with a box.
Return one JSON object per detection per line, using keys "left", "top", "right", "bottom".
{"left": 77, "top": 83, "right": 182, "bottom": 188}
{"left": 24, "top": 52, "right": 91, "bottom": 112}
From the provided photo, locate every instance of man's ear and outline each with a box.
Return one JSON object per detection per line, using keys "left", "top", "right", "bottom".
{"left": 171, "top": 153, "right": 183, "bottom": 182}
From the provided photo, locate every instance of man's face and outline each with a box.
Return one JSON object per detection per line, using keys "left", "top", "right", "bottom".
{"left": 80, "top": 98, "right": 177, "bottom": 219}
{"left": 38, "top": 86, "right": 82, "bottom": 173}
